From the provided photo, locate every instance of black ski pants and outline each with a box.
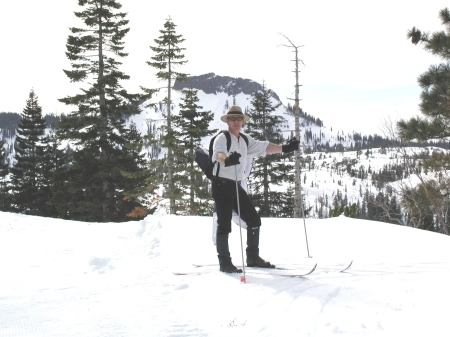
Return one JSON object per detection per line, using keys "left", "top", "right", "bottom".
{"left": 212, "top": 178, "right": 261, "bottom": 235}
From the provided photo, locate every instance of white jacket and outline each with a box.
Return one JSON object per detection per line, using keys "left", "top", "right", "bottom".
{"left": 212, "top": 131, "right": 268, "bottom": 181}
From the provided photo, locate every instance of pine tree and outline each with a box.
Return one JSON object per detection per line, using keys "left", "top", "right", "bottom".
{"left": 10, "top": 90, "right": 47, "bottom": 214}
{"left": 277, "top": 186, "right": 295, "bottom": 217}
{"left": 397, "top": 8, "right": 450, "bottom": 234}
{"left": 246, "top": 83, "right": 294, "bottom": 217}
{"left": 146, "top": 17, "right": 188, "bottom": 215}
{"left": 57, "top": 0, "right": 143, "bottom": 222}
{"left": 172, "top": 88, "right": 216, "bottom": 215}
{"left": 119, "top": 122, "right": 152, "bottom": 218}
{"left": 41, "top": 130, "right": 70, "bottom": 218}
{"left": 0, "top": 139, "right": 10, "bottom": 211}
{"left": 399, "top": 8, "right": 450, "bottom": 141}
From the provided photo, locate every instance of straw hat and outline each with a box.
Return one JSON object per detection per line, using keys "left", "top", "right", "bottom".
{"left": 220, "top": 106, "right": 250, "bottom": 122}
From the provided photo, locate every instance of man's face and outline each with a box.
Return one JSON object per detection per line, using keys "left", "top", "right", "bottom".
{"left": 227, "top": 116, "right": 245, "bottom": 132}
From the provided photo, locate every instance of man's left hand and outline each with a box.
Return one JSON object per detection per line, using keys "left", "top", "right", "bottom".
{"left": 282, "top": 138, "right": 300, "bottom": 153}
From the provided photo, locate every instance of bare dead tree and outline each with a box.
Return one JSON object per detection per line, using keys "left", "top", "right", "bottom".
{"left": 279, "top": 33, "right": 305, "bottom": 218}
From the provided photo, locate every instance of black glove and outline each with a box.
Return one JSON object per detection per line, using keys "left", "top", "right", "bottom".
{"left": 282, "top": 137, "right": 300, "bottom": 153}
{"left": 224, "top": 152, "right": 241, "bottom": 167}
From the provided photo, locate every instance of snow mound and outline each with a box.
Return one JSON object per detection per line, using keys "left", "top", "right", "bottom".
{"left": 1, "top": 212, "right": 449, "bottom": 336}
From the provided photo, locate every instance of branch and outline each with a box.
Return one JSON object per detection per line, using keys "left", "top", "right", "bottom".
{"left": 278, "top": 33, "right": 304, "bottom": 48}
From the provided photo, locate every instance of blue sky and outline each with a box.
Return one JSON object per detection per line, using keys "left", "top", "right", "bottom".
{"left": 1, "top": 0, "right": 449, "bottom": 135}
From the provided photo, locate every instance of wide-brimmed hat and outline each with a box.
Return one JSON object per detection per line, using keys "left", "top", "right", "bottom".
{"left": 220, "top": 106, "right": 250, "bottom": 122}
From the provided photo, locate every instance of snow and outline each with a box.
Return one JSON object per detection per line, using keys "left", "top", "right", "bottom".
{"left": 1, "top": 212, "right": 450, "bottom": 336}
{"left": 129, "top": 87, "right": 331, "bottom": 150}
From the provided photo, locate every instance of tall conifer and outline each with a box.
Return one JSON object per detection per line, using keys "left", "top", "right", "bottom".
{"left": 41, "top": 131, "right": 70, "bottom": 217}
{"left": 246, "top": 83, "right": 294, "bottom": 217}
{"left": 399, "top": 8, "right": 450, "bottom": 141}
{"left": 172, "top": 89, "right": 216, "bottom": 214}
{"left": 146, "top": 17, "right": 188, "bottom": 214}
{"left": 397, "top": 8, "right": 450, "bottom": 234}
{"left": 58, "top": 0, "right": 143, "bottom": 222}
{"left": 10, "top": 90, "right": 47, "bottom": 214}
{"left": 0, "top": 139, "right": 9, "bottom": 211}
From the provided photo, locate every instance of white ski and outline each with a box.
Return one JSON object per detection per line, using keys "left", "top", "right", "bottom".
{"left": 174, "top": 263, "right": 317, "bottom": 277}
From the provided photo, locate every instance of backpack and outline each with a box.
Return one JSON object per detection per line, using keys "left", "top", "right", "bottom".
{"left": 195, "top": 130, "right": 249, "bottom": 180}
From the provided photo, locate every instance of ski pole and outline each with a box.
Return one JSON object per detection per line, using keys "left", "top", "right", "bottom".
{"left": 235, "top": 165, "right": 246, "bottom": 283}
{"left": 296, "top": 139, "right": 311, "bottom": 258}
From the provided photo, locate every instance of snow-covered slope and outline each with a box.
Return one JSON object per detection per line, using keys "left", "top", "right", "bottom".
{"left": 103, "top": 75, "right": 450, "bottom": 218}
{"left": 129, "top": 73, "right": 349, "bottom": 151}
{"left": 1, "top": 211, "right": 449, "bottom": 336}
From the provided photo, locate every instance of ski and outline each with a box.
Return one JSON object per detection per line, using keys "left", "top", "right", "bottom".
{"left": 246, "top": 263, "right": 317, "bottom": 277}
{"left": 325, "top": 260, "right": 353, "bottom": 273}
{"left": 176, "top": 260, "right": 351, "bottom": 277}
{"left": 193, "top": 260, "right": 352, "bottom": 273}
{"left": 174, "top": 263, "right": 317, "bottom": 277}
{"left": 192, "top": 263, "right": 314, "bottom": 272}
{"left": 274, "top": 260, "right": 353, "bottom": 273}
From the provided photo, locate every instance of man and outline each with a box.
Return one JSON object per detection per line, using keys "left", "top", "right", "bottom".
{"left": 212, "top": 105, "right": 299, "bottom": 273}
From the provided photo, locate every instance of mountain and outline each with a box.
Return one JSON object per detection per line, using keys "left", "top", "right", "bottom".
{"left": 173, "top": 72, "right": 281, "bottom": 101}
{"left": 130, "top": 73, "right": 346, "bottom": 151}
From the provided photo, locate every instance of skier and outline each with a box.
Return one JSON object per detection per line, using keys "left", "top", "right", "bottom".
{"left": 212, "top": 106, "right": 299, "bottom": 273}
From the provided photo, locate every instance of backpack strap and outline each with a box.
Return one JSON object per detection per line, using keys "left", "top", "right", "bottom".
{"left": 223, "top": 130, "right": 248, "bottom": 149}
{"left": 209, "top": 130, "right": 249, "bottom": 180}
{"left": 209, "top": 131, "right": 224, "bottom": 180}
{"left": 223, "top": 130, "right": 232, "bottom": 151}
{"left": 239, "top": 132, "right": 249, "bottom": 147}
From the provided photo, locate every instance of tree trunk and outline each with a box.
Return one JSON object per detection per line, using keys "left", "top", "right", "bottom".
{"left": 97, "top": 10, "right": 110, "bottom": 221}
{"left": 293, "top": 46, "right": 302, "bottom": 218}
{"left": 167, "top": 47, "right": 175, "bottom": 214}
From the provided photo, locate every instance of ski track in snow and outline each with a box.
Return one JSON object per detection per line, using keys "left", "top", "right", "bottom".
{"left": 1, "top": 212, "right": 450, "bottom": 336}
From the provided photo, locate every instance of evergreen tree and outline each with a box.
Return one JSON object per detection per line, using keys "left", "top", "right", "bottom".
{"left": 120, "top": 122, "right": 152, "bottom": 218}
{"left": 399, "top": 8, "right": 450, "bottom": 142}
{"left": 246, "top": 83, "right": 293, "bottom": 217}
{"left": 0, "top": 139, "right": 10, "bottom": 211}
{"left": 141, "top": 122, "right": 166, "bottom": 214}
{"left": 329, "top": 201, "right": 358, "bottom": 218}
{"left": 10, "top": 90, "right": 47, "bottom": 215}
{"left": 172, "top": 89, "right": 216, "bottom": 215}
{"left": 146, "top": 17, "right": 188, "bottom": 215}
{"left": 277, "top": 186, "right": 295, "bottom": 217}
{"left": 57, "top": 0, "right": 143, "bottom": 222}
{"left": 41, "top": 131, "right": 70, "bottom": 218}
{"left": 397, "top": 8, "right": 450, "bottom": 234}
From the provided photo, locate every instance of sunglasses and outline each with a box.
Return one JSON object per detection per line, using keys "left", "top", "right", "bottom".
{"left": 227, "top": 117, "right": 244, "bottom": 121}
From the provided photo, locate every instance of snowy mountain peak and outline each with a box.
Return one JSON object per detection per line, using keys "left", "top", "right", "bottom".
{"left": 173, "top": 72, "right": 281, "bottom": 101}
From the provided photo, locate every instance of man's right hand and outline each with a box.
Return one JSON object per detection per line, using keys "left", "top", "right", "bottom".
{"left": 224, "top": 152, "right": 241, "bottom": 166}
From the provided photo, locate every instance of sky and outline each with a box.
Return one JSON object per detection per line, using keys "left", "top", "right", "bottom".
{"left": 1, "top": 211, "right": 450, "bottom": 336}
{"left": 2, "top": 0, "right": 450, "bottom": 135}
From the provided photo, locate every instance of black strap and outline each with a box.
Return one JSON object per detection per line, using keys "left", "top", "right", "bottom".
{"left": 239, "top": 132, "right": 249, "bottom": 147}
{"left": 209, "top": 130, "right": 248, "bottom": 179}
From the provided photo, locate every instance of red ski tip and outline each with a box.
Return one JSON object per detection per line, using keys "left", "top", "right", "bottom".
{"left": 240, "top": 275, "right": 246, "bottom": 283}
